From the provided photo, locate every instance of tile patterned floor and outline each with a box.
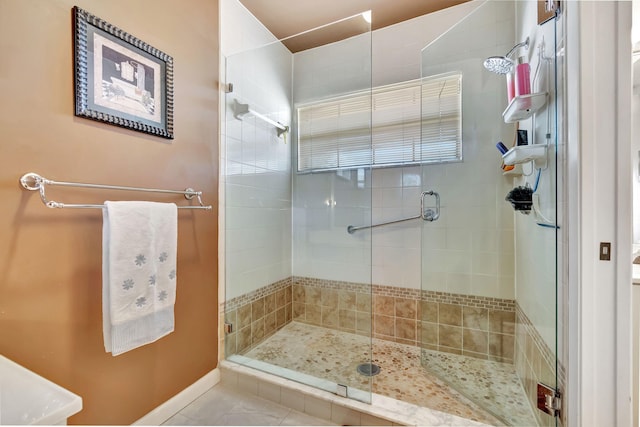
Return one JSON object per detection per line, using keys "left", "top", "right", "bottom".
{"left": 162, "top": 382, "right": 335, "bottom": 426}
{"left": 242, "top": 322, "right": 537, "bottom": 426}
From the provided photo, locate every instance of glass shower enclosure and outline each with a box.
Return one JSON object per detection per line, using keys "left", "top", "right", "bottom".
{"left": 221, "top": 11, "right": 374, "bottom": 404}
{"left": 221, "top": 1, "right": 564, "bottom": 425}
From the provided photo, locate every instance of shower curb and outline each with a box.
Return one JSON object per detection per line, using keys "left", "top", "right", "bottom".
{"left": 219, "top": 360, "right": 491, "bottom": 427}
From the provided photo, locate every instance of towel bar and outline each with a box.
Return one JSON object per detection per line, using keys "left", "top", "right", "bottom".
{"left": 347, "top": 190, "right": 440, "bottom": 234}
{"left": 233, "top": 99, "right": 289, "bottom": 137}
{"left": 19, "top": 172, "right": 212, "bottom": 210}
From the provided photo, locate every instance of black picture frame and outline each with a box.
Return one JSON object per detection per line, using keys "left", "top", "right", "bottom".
{"left": 73, "top": 6, "right": 174, "bottom": 139}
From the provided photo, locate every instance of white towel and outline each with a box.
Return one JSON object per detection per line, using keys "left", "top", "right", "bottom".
{"left": 102, "top": 201, "right": 178, "bottom": 356}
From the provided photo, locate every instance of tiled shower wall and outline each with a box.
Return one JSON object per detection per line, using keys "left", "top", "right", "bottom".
{"left": 223, "top": 277, "right": 516, "bottom": 363}
{"left": 515, "top": 304, "right": 566, "bottom": 427}
{"left": 223, "top": 278, "right": 292, "bottom": 356}
{"left": 292, "top": 277, "right": 516, "bottom": 362}
{"left": 221, "top": 278, "right": 566, "bottom": 426}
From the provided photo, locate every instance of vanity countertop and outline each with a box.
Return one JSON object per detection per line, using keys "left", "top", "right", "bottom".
{"left": 0, "top": 355, "right": 82, "bottom": 425}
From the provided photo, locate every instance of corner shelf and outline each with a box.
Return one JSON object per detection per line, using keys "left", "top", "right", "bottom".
{"left": 502, "top": 164, "right": 523, "bottom": 175}
{"left": 502, "top": 92, "right": 547, "bottom": 123}
{"left": 502, "top": 144, "right": 547, "bottom": 166}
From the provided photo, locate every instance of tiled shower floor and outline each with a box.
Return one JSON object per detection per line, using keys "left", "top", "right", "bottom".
{"left": 242, "top": 322, "right": 537, "bottom": 426}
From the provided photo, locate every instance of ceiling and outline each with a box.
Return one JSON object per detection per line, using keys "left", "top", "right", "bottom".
{"left": 239, "top": 0, "right": 470, "bottom": 52}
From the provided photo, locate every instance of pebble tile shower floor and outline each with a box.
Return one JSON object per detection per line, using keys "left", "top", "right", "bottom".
{"left": 242, "top": 322, "right": 537, "bottom": 426}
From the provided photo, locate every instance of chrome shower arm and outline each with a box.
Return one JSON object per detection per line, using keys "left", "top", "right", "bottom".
{"left": 505, "top": 37, "right": 530, "bottom": 58}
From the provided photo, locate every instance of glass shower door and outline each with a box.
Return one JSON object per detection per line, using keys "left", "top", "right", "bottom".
{"left": 221, "top": 11, "right": 374, "bottom": 405}
{"left": 419, "top": 1, "right": 563, "bottom": 426}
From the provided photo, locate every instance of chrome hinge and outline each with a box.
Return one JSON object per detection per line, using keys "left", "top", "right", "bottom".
{"left": 336, "top": 384, "right": 348, "bottom": 398}
{"left": 537, "top": 383, "right": 561, "bottom": 418}
{"left": 224, "top": 322, "right": 233, "bottom": 334}
{"left": 545, "top": 0, "right": 559, "bottom": 13}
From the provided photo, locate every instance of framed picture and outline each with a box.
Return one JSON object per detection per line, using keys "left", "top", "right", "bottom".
{"left": 73, "top": 6, "right": 174, "bottom": 139}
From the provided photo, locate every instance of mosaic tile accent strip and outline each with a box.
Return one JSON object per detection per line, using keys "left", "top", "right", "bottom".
{"left": 293, "top": 276, "right": 370, "bottom": 293}
{"left": 421, "top": 290, "right": 516, "bottom": 311}
{"left": 224, "top": 277, "right": 292, "bottom": 312}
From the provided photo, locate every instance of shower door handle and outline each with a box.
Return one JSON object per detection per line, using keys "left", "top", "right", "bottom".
{"left": 421, "top": 190, "right": 440, "bottom": 222}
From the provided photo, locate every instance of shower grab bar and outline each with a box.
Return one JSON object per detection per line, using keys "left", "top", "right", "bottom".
{"left": 347, "top": 190, "right": 440, "bottom": 234}
{"left": 19, "top": 172, "right": 212, "bottom": 210}
{"left": 347, "top": 214, "right": 421, "bottom": 234}
{"left": 233, "top": 99, "right": 289, "bottom": 136}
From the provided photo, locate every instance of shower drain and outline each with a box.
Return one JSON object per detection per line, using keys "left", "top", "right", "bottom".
{"left": 356, "top": 362, "right": 381, "bottom": 377}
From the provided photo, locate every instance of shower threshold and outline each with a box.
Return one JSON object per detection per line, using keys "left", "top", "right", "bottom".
{"left": 233, "top": 322, "right": 536, "bottom": 426}
{"left": 221, "top": 357, "right": 489, "bottom": 426}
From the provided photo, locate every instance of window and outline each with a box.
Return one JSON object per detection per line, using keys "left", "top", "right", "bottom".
{"left": 297, "top": 73, "right": 462, "bottom": 172}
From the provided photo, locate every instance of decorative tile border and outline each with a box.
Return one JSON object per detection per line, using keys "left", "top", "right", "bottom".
{"left": 421, "top": 290, "right": 516, "bottom": 311}
{"left": 224, "top": 277, "right": 292, "bottom": 312}
{"left": 293, "top": 276, "right": 370, "bottom": 293}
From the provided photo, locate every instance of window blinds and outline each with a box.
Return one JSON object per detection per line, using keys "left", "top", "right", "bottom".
{"left": 297, "top": 73, "right": 462, "bottom": 172}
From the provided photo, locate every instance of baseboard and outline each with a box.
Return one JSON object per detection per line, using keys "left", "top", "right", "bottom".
{"left": 133, "top": 368, "right": 220, "bottom": 425}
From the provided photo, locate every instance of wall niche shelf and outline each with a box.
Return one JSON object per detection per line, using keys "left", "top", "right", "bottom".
{"left": 502, "top": 92, "right": 547, "bottom": 123}
{"left": 502, "top": 144, "right": 547, "bottom": 166}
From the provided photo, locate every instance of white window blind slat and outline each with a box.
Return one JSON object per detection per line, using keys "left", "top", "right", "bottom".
{"left": 297, "top": 73, "right": 462, "bottom": 172}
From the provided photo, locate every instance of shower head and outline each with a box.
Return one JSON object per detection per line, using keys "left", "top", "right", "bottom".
{"left": 483, "top": 56, "right": 515, "bottom": 74}
{"left": 483, "top": 36, "right": 530, "bottom": 75}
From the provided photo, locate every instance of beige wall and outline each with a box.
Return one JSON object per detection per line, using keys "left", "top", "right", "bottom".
{"left": 0, "top": 0, "right": 219, "bottom": 424}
